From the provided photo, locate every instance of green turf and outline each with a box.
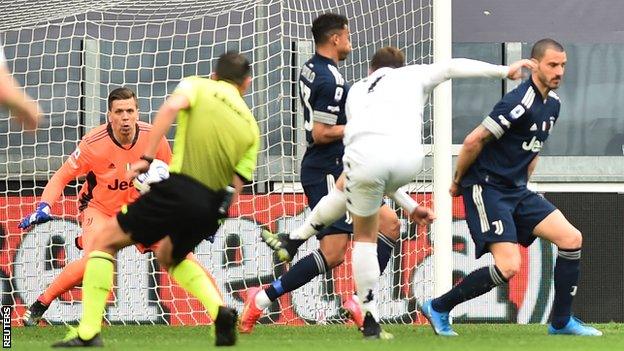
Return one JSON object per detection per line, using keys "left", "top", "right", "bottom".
{"left": 10, "top": 323, "right": 623, "bottom": 350}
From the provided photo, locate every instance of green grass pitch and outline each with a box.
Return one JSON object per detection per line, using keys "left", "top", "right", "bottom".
{"left": 11, "top": 323, "right": 623, "bottom": 350}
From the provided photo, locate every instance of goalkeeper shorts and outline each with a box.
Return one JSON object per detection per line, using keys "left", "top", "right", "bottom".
{"left": 117, "top": 173, "right": 226, "bottom": 261}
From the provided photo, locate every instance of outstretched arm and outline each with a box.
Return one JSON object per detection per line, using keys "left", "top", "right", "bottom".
{"left": 19, "top": 151, "right": 84, "bottom": 229}
{"left": 40, "top": 159, "right": 83, "bottom": 206}
{"left": 424, "top": 58, "right": 535, "bottom": 91}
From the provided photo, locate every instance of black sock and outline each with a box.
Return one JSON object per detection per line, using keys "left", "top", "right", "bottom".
{"left": 377, "top": 234, "right": 396, "bottom": 273}
{"left": 551, "top": 248, "right": 581, "bottom": 329}
{"left": 265, "top": 249, "right": 328, "bottom": 301}
{"left": 432, "top": 265, "right": 507, "bottom": 313}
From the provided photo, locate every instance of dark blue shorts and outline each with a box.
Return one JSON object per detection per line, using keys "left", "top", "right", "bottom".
{"left": 303, "top": 174, "right": 352, "bottom": 239}
{"left": 462, "top": 184, "right": 557, "bottom": 258}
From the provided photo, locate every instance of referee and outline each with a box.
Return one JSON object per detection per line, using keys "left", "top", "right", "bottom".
{"left": 53, "top": 52, "right": 259, "bottom": 348}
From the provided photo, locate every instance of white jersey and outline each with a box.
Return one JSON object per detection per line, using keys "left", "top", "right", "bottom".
{"left": 344, "top": 58, "right": 510, "bottom": 150}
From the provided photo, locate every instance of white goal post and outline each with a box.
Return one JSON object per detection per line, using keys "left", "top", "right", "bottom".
{"left": 432, "top": 0, "right": 453, "bottom": 299}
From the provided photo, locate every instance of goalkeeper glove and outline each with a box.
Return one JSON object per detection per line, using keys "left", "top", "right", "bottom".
{"left": 18, "top": 202, "right": 52, "bottom": 229}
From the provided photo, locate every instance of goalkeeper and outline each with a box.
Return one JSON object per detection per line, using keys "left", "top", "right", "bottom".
{"left": 19, "top": 87, "right": 219, "bottom": 327}
{"left": 53, "top": 52, "right": 259, "bottom": 348}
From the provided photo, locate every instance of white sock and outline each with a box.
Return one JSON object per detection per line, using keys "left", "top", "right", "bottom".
{"left": 290, "top": 188, "right": 347, "bottom": 240}
{"left": 352, "top": 241, "right": 380, "bottom": 322}
{"left": 254, "top": 289, "right": 272, "bottom": 310}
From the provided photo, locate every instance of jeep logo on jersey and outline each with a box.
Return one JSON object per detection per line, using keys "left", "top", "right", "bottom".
{"left": 522, "top": 136, "right": 543, "bottom": 152}
{"left": 107, "top": 179, "right": 134, "bottom": 191}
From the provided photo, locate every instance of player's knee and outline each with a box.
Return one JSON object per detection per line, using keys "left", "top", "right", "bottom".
{"left": 558, "top": 229, "right": 583, "bottom": 249}
{"left": 90, "top": 219, "right": 130, "bottom": 254}
{"left": 324, "top": 252, "right": 344, "bottom": 268}
{"left": 89, "top": 223, "right": 114, "bottom": 251}
{"left": 321, "top": 247, "right": 345, "bottom": 268}
{"left": 495, "top": 256, "right": 521, "bottom": 280}
{"left": 379, "top": 215, "right": 400, "bottom": 240}
{"left": 498, "top": 263, "right": 520, "bottom": 280}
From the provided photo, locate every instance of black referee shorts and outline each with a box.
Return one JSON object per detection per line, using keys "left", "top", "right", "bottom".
{"left": 117, "top": 173, "right": 226, "bottom": 262}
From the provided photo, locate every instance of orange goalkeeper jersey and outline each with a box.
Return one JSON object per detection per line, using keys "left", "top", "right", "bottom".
{"left": 41, "top": 121, "right": 172, "bottom": 217}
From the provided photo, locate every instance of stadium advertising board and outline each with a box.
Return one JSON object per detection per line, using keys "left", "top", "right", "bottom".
{"left": 0, "top": 194, "right": 562, "bottom": 325}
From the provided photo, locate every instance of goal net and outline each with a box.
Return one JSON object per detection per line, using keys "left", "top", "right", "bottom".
{"left": 0, "top": 0, "right": 436, "bottom": 326}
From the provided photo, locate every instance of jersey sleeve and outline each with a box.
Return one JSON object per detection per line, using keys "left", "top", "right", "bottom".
{"left": 418, "top": 58, "right": 509, "bottom": 93}
{"left": 40, "top": 143, "right": 91, "bottom": 205}
{"left": 311, "top": 78, "right": 343, "bottom": 125}
{"left": 481, "top": 94, "right": 528, "bottom": 139}
{"left": 66, "top": 140, "right": 96, "bottom": 175}
{"left": 155, "top": 136, "right": 172, "bottom": 164}
{"left": 234, "top": 131, "right": 259, "bottom": 183}
{"left": 172, "top": 77, "right": 199, "bottom": 108}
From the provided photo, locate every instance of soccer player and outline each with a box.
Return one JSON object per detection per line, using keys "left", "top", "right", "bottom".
{"left": 240, "top": 13, "right": 401, "bottom": 336}
{"left": 316, "top": 46, "right": 533, "bottom": 338}
{"left": 422, "top": 39, "right": 602, "bottom": 337}
{"left": 0, "top": 41, "right": 40, "bottom": 130}
{"left": 19, "top": 87, "right": 218, "bottom": 326}
{"left": 52, "top": 52, "right": 257, "bottom": 347}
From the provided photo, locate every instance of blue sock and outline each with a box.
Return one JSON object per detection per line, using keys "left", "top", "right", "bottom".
{"left": 265, "top": 249, "right": 328, "bottom": 301}
{"left": 551, "top": 248, "right": 581, "bottom": 329}
{"left": 432, "top": 265, "right": 507, "bottom": 313}
{"left": 377, "top": 234, "right": 396, "bottom": 273}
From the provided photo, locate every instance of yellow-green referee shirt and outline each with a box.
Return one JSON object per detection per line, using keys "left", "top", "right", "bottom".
{"left": 169, "top": 76, "right": 259, "bottom": 191}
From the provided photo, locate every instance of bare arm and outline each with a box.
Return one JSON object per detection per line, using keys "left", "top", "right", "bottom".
{"left": 528, "top": 155, "right": 539, "bottom": 179}
{"left": 128, "top": 94, "right": 189, "bottom": 177}
{"left": 311, "top": 121, "right": 344, "bottom": 145}
{"left": 145, "top": 94, "right": 188, "bottom": 159}
{"left": 231, "top": 174, "right": 245, "bottom": 205}
{"left": 0, "top": 65, "right": 40, "bottom": 130}
{"left": 451, "top": 125, "right": 496, "bottom": 196}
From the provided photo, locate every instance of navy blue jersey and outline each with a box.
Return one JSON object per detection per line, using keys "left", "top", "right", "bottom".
{"left": 298, "top": 53, "right": 349, "bottom": 185}
{"left": 462, "top": 79, "right": 561, "bottom": 188}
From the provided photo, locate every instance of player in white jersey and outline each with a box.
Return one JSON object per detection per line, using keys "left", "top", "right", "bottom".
{"left": 275, "top": 47, "right": 535, "bottom": 337}
{"left": 0, "top": 42, "right": 40, "bottom": 130}
{"left": 346, "top": 47, "right": 534, "bottom": 335}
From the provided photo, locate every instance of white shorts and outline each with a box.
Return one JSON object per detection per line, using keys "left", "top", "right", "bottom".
{"left": 343, "top": 138, "right": 424, "bottom": 217}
